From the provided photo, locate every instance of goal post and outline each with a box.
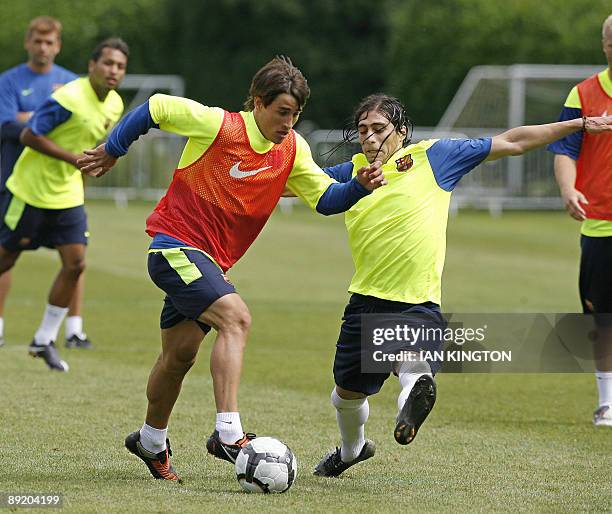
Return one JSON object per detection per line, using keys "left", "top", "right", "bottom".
{"left": 434, "top": 64, "right": 602, "bottom": 210}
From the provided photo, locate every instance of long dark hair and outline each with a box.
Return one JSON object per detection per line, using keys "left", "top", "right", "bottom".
{"left": 323, "top": 93, "right": 413, "bottom": 163}
{"left": 343, "top": 93, "right": 412, "bottom": 147}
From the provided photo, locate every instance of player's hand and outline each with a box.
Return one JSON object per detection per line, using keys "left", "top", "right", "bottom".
{"left": 356, "top": 160, "right": 387, "bottom": 191}
{"left": 560, "top": 187, "right": 588, "bottom": 221}
{"left": 77, "top": 144, "right": 117, "bottom": 177}
{"left": 71, "top": 153, "right": 86, "bottom": 168}
{"left": 584, "top": 115, "right": 612, "bottom": 134}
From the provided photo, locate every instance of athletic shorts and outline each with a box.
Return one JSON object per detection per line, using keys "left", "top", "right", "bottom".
{"left": 147, "top": 247, "right": 236, "bottom": 334}
{"left": 579, "top": 235, "right": 612, "bottom": 327}
{"left": 333, "top": 293, "right": 444, "bottom": 396}
{"left": 0, "top": 189, "right": 88, "bottom": 251}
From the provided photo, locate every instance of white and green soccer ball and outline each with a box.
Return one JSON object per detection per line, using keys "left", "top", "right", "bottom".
{"left": 235, "top": 437, "right": 297, "bottom": 493}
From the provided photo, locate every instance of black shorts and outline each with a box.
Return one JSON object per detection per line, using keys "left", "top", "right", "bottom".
{"left": 147, "top": 248, "right": 236, "bottom": 334}
{"left": 333, "top": 293, "right": 444, "bottom": 396}
{"left": 579, "top": 235, "right": 612, "bottom": 327}
{"left": 0, "top": 189, "right": 88, "bottom": 251}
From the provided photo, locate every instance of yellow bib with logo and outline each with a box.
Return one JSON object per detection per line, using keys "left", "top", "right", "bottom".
{"left": 346, "top": 140, "right": 451, "bottom": 305}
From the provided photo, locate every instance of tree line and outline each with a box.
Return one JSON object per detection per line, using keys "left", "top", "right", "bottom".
{"left": 1, "top": 0, "right": 609, "bottom": 127}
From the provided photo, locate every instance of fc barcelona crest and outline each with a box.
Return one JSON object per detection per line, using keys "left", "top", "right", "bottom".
{"left": 395, "top": 154, "right": 413, "bottom": 172}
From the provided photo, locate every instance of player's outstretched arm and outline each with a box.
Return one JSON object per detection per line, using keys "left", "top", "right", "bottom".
{"left": 315, "top": 161, "right": 385, "bottom": 215}
{"left": 282, "top": 161, "right": 355, "bottom": 199}
{"left": 78, "top": 100, "right": 159, "bottom": 177}
{"left": 487, "top": 115, "right": 612, "bottom": 162}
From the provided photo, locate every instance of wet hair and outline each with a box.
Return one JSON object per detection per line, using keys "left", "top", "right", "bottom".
{"left": 244, "top": 55, "right": 310, "bottom": 111}
{"left": 343, "top": 93, "right": 412, "bottom": 147}
{"left": 320, "top": 93, "right": 413, "bottom": 163}
{"left": 26, "top": 16, "right": 62, "bottom": 40}
{"left": 91, "top": 37, "right": 130, "bottom": 62}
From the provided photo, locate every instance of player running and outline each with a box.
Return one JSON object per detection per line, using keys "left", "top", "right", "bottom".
{"left": 0, "top": 38, "right": 128, "bottom": 371}
{"left": 312, "top": 93, "right": 612, "bottom": 477}
{"left": 77, "top": 56, "right": 385, "bottom": 482}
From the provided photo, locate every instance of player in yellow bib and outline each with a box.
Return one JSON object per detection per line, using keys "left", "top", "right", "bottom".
{"left": 313, "top": 93, "right": 612, "bottom": 477}
{"left": 0, "top": 38, "right": 127, "bottom": 371}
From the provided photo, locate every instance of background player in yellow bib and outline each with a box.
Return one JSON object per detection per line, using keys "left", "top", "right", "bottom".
{"left": 0, "top": 38, "right": 128, "bottom": 371}
{"left": 312, "top": 93, "right": 612, "bottom": 477}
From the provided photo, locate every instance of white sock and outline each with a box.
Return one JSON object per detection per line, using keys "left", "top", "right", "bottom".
{"left": 216, "top": 412, "right": 243, "bottom": 443}
{"left": 396, "top": 358, "right": 432, "bottom": 412}
{"left": 331, "top": 389, "right": 369, "bottom": 462}
{"left": 0, "top": 317, "right": 4, "bottom": 338}
{"left": 65, "top": 316, "right": 85, "bottom": 339}
{"left": 596, "top": 370, "right": 612, "bottom": 407}
{"left": 34, "top": 304, "right": 69, "bottom": 346}
{"left": 139, "top": 423, "right": 167, "bottom": 454}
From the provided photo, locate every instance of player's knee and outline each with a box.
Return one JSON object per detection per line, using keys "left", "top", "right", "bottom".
{"left": 171, "top": 355, "right": 196, "bottom": 374}
{"left": 0, "top": 257, "right": 15, "bottom": 274}
{"left": 163, "top": 347, "right": 198, "bottom": 375}
{"left": 332, "top": 386, "right": 367, "bottom": 404}
{"left": 236, "top": 309, "right": 252, "bottom": 333}
{"left": 0, "top": 248, "right": 19, "bottom": 273}
{"left": 218, "top": 305, "right": 252, "bottom": 336}
{"left": 63, "top": 258, "right": 86, "bottom": 277}
{"left": 331, "top": 388, "right": 369, "bottom": 423}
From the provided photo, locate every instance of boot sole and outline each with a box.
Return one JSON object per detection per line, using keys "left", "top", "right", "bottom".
{"left": 394, "top": 375, "right": 436, "bottom": 445}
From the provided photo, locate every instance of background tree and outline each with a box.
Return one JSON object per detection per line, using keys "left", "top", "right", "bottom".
{"left": 0, "top": 0, "right": 609, "bottom": 127}
{"left": 387, "top": 0, "right": 611, "bottom": 125}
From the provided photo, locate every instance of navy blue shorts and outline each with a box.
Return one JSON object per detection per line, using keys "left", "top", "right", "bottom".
{"left": 0, "top": 189, "right": 88, "bottom": 251}
{"left": 333, "top": 293, "right": 444, "bottom": 396}
{"left": 147, "top": 248, "right": 236, "bottom": 334}
{"left": 579, "top": 235, "right": 612, "bottom": 327}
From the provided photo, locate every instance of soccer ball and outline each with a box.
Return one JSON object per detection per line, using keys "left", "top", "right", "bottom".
{"left": 234, "top": 437, "right": 297, "bottom": 493}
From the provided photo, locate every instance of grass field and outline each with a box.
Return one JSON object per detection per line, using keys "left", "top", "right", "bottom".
{"left": 1, "top": 201, "right": 611, "bottom": 513}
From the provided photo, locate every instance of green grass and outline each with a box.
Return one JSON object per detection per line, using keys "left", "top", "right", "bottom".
{"left": 1, "top": 201, "right": 611, "bottom": 513}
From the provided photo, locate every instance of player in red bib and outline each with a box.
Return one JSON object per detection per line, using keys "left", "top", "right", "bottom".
{"left": 548, "top": 14, "right": 612, "bottom": 427}
{"left": 78, "top": 56, "right": 385, "bottom": 481}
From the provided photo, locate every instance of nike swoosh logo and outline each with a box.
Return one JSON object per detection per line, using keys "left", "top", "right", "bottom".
{"left": 21, "top": 88, "right": 34, "bottom": 96}
{"left": 229, "top": 161, "right": 272, "bottom": 179}
{"left": 220, "top": 421, "right": 233, "bottom": 424}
